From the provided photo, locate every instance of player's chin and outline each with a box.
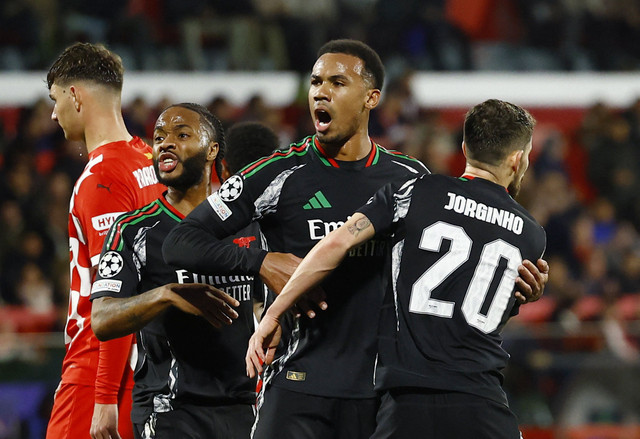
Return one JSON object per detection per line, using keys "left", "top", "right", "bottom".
{"left": 315, "top": 130, "right": 339, "bottom": 144}
{"left": 158, "top": 171, "right": 181, "bottom": 187}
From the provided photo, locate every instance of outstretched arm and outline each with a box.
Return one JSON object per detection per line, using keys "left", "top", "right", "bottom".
{"left": 92, "top": 283, "right": 240, "bottom": 341}
{"left": 246, "top": 213, "right": 375, "bottom": 377}
{"left": 162, "top": 197, "right": 267, "bottom": 275}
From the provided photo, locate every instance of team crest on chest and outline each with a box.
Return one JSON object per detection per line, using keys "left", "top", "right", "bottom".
{"left": 219, "top": 175, "right": 243, "bottom": 202}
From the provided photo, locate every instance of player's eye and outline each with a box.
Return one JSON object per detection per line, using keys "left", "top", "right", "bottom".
{"left": 154, "top": 135, "right": 164, "bottom": 143}
{"left": 178, "top": 133, "right": 189, "bottom": 139}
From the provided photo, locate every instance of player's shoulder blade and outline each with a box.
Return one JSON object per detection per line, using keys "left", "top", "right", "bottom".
{"left": 240, "top": 136, "right": 313, "bottom": 179}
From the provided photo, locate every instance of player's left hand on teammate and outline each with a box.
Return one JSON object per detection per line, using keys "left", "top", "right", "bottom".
{"left": 169, "top": 283, "right": 240, "bottom": 328}
{"left": 246, "top": 314, "right": 282, "bottom": 378}
{"left": 90, "top": 403, "right": 121, "bottom": 439}
{"left": 259, "top": 252, "right": 302, "bottom": 294}
{"left": 515, "top": 258, "right": 549, "bottom": 304}
{"left": 292, "top": 287, "right": 327, "bottom": 318}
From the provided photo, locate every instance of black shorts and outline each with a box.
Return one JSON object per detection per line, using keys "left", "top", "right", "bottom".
{"left": 133, "top": 403, "right": 254, "bottom": 439}
{"left": 252, "top": 386, "right": 378, "bottom": 439}
{"left": 371, "top": 388, "right": 522, "bottom": 439}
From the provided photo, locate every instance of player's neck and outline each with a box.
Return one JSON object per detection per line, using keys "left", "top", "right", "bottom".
{"left": 165, "top": 178, "right": 211, "bottom": 217}
{"left": 319, "top": 130, "right": 372, "bottom": 161}
{"left": 84, "top": 108, "right": 133, "bottom": 153}
{"left": 462, "top": 164, "right": 508, "bottom": 189}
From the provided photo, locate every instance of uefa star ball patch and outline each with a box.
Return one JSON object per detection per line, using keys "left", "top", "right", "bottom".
{"left": 219, "top": 174, "right": 243, "bottom": 202}
{"left": 98, "top": 251, "right": 124, "bottom": 278}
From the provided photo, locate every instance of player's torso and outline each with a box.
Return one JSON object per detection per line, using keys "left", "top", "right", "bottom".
{"left": 63, "top": 141, "right": 164, "bottom": 384}
{"left": 255, "top": 138, "right": 427, "bottom": 397}
{"left": 115, "top": 200, "right": 259, "bottom": 414}
{"left": 378, "top": 175, "right": 545, "bottom": 404}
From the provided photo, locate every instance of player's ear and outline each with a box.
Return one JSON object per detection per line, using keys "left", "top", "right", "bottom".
{"left": 364, "top": 88, "right": 381, "bottom": 110}
{"left": 510, "top": 149, "right": 524, "bottom": 173}
{"left": 461, "top": 142, "right": 468, "bottom": 158}
{"left": 70, "top": 86, "right": 81, "bottom": 112}
{"left": 207, "top": 141, "right": 219, "bottom": 161}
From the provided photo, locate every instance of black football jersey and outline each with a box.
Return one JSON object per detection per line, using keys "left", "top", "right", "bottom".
{"left": 91, "top": 194, "right": 261, "bottom": 423}
{"left": 163, "top": 135, "right": 428, "bottom": 398}
{"left": 358, "top": 174, "right": 546, "bottom": 405}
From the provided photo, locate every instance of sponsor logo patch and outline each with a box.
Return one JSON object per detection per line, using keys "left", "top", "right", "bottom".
{"left": 285, "top": 371, "right": 306, "bottom": 381}
{"left": 92, "top": 279, "right": 123, "bottom": 293}
{"left": 303, "top": 191, "right": 332, "bottom": 210}
{"left": 207, "top": 192, "right": 232, "bottom": 221}
{"left": 92, "top": 212, "right": 125, "bottom": 231}
{"left": 98, "top": 251, "right": 124, "bottom": 278}
{"left": 218, "top": 174, "right": 243, "bottom": 202}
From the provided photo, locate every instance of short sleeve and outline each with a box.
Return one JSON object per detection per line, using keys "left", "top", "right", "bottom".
{"left": 73, "top": 166, "right": 137, "bottom": 266}
{"left": 90, "top": 223, "right": 141, "bottom": 301}
{"left": 357, "top": 176, "right": 419, "bottom": 235}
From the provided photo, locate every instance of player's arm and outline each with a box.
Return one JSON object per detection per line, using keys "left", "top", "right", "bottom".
{"left": 76, "top": 173, "right": 141, "bottom": 439}
{"left": 163, "top": 192, "right": 304, "bottom": 296}
{"left": 163, "top": 194, "right": 268, "bottom": 275}
{"left": 246, "top": 213, "right": 375, "bottom": 377}
{"left": 92, "top": 283, "right": 240, "bottom": 341}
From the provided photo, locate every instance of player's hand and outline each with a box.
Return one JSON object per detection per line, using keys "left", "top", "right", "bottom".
{"left": 515, "top": 258, "right": 548, "bottom": 304}
{"left": 259, "top": 252, "right": 302, "bottom": 294}
{"left": 292, "top": 287, "right": 327, "bottom": 318}
{"left": 246, "top": 314, "right": 282, "bottom": 378}
{"left": 90, "top": 403, "right": 121, "bottom": 439}
{"left": 169, "top": 283, "right": 239, "bottom": 327}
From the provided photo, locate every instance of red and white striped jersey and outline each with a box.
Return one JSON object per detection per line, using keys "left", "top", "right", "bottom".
{"left": 61, "top": 137, "right": 164, "bottom": 398}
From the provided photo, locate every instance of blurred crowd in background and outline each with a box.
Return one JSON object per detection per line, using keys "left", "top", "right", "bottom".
{"left": 2, "top": 0, "right": 640, "bottom": 73}
{"left": 1, "top": 0, "right": 640, "bottom": 436}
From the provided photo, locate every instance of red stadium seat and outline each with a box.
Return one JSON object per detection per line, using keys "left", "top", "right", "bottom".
{"left": 516, "top": 296, "right": 557, "bottom": 323}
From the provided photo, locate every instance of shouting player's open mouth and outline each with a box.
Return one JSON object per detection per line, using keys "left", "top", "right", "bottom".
{"left": 314, "top": 109, "right": 332, "bottom": 133}
{"left": 158, "top": 151, "right": 179, "bottom": 173}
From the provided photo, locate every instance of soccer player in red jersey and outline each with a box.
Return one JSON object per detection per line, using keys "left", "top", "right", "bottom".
{"left": 45, "top": 43, "right": 165, "bottom": 439}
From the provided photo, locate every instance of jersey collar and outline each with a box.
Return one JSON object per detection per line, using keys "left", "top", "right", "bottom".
{"left": 159, "top": 192, "right": 185, "bottom": 220}
{"left": 459, "top": 174, "right": 509, "bottom": 193}
{"left": 312, "top": 136, "right": 379, "bottom": 168}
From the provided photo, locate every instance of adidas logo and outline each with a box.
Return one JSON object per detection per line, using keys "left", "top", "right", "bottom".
{"left": 303, "top": 191, "right": 332, "bottom": 210}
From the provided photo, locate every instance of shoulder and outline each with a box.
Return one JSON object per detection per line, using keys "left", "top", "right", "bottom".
{"left": 408, "top": 173, "right": 451, "bottom": 193}
{"left": 92, "top": 141, "right": 156, "bottom": 188}
{"left": 105, "top": 143, "right": 153, "bottom": 170}
{"left": 239, "top": 136, "right": 314, "bottom": 180}
{"left": 103, "top": 199, "right": 163, "bottom": 250}
{"left": 376, "top": 144, "right": 430, "bottom": 174}
{"left": 513, "top": 202, "right": 546, "bottom": 239}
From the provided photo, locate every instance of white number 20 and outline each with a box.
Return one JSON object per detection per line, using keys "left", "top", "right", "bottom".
{"left": 408, "top": 221, "right": 521, "bottom": 333}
